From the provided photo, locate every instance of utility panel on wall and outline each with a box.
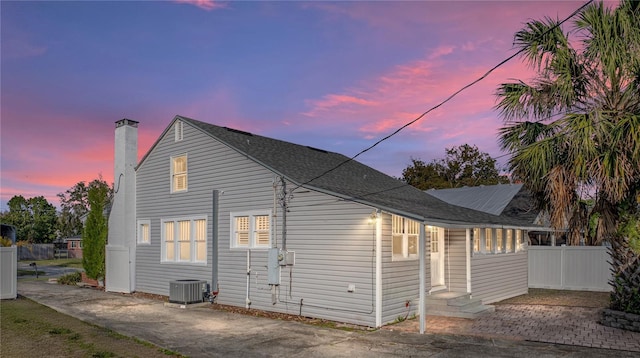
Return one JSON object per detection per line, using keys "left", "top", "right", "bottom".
{"left": 267, "top": 248, "right": 280, "bottom": 285}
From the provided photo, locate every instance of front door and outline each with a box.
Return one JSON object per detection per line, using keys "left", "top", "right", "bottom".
{"left": 430, "top": 226, "right": 445, "bottom": 288}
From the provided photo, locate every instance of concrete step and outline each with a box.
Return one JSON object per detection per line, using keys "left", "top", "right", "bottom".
{"left": 426, "top": 304, "right": 495, "bottom": 319}
{"left": 426, "top": 291, "right": 495, "bottom": 319}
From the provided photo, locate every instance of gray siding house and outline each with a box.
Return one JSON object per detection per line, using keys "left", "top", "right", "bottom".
{"left": 106, "top": 116, "right": 539, "bottom": 328}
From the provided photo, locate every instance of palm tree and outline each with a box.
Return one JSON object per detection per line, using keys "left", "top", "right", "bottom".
{"left": 496, "top": 0, "right": 640, "bottom": 314}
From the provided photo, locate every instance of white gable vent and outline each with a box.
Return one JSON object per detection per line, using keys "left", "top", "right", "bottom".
{"left": 175, "top": 121, "right": 183, "bottom": 142}
{"left": 169, "top": 279, "right": 207, "bottom": 304}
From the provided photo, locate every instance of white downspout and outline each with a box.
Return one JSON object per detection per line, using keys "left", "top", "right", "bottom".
{"left": 465, "top": 228, "right": 471, "bottom": 294}
{"left": 419, "top": 223, "right": 426, "bottom": 334}
{"left": 375, "top": 210, "right": 382, "bottom": 327}
{"left": 246, "top": 250, "right": 251, "bottom": 308}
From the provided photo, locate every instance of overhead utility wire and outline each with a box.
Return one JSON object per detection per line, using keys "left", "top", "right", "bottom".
{"left": 294, "top": 0, "right": 594, "bottom": 192}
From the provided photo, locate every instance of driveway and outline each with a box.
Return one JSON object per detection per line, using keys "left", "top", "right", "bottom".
{"left": 17, "top": 261, "right": 81, "bottom": 279}
{"left": 16, "top": 280, "right": 639, "bottom": 357}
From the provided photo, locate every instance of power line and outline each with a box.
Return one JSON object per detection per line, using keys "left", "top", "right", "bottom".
{"left": 294, "top": 0, "right": 594, "bottom": 192}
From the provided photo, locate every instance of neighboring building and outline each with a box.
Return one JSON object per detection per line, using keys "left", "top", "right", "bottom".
{"left": 426, "top": 184, "right": 562, "bottom": 246}
{"left": 65, "top": 236, "right": 83, "bottom": 258}
{"left": 106, "top": 116, "right": 540, "bottom": 328}
{"left": 54, "top": 236, "right": 83, "bottom": 258}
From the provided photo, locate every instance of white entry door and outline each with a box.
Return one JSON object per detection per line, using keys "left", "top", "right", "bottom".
{"left": 430, "top": 226, "right": 445, "bottom": 288}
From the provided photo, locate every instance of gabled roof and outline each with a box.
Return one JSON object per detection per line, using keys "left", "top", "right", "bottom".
{"left": 426, "top": 184, "right": 540, "bottom": 224}
{"left": 141, "top": 115, "right": 539, "bottom": 229}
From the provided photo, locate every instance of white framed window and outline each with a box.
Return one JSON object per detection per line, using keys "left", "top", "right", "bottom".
{"left": 485, "top": 228, "right": 493, "bottom": 253}
{"left": 392, "top": 215, "right": 419, "bottom": 261}
{"left": 230, "top": 211, "right": 271, "bottom": 249}
{"left": 430, "top": 226, "right": 439, "bottom": 253}
{"left": 161, "top": 216, "right": 207, "bottom": 264}
{"left": 137, "top": 219, "right": 151, "bottom": 245}
{"left": 171, "top": 154, "right": 188, "bottom": 193}
{"left": 473, "top": 228, "right": 481, "bottom": 253}
{"left": 505, "top": 229, "right": 513, "bottom": 252}
{"left": 496, "top": 229, "right": 504, "bottom": 253}
{"left": 515, "top": 230, "right": 524, "bottom": 252}
{"left": 175, "top": 120, "right": 184, "bottom": 142}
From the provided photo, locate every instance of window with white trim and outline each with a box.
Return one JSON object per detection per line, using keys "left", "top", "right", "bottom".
{"left": 175, "top": 120, "right": 183, "bottom": 142}
{"left": 485, "top": 228, "right": 493, "bottom": 252}
{"left": 474, "top": 227, "right": 523, "bottom": 254}
{"left": 137, "top": 219, "right": 151, "bottom": 245}
{"left": 161, "top": 216, "right": 207, "bottom": 263}
{"left": 392, "top": 215, "right": 419, "bottom": 261}
{"left": 496, "top": 229, "right": 504, "bottom": 253}
{"left": 230, "top": 211, "right": 271, "bottom": 249}
{"left": 473, "top": 228, "right": 481, "bottom": 253}
{"left": 171, "top": 155, "right": 187, "bottom": 193}
{"left": 430, "top": 226, "right": 439, "bottom": 253}
{"left": 515, "top": 230, "right": 524, "bottom": 251}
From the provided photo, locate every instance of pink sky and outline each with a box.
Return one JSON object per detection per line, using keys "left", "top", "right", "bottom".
{"left": 1, "top": 1, "right": 597, "bottom": 211}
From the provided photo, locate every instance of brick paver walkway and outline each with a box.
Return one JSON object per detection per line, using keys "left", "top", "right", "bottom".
{"left": 473, "top": 304, "right": 640, "bottom": 351}
{"left": 387, "top": 304, "right": 640, "bottom": 352}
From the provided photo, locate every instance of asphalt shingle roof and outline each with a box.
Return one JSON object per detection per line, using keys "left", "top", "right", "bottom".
{"left": 174, "top": 116, "right": 538, "bottom": 228}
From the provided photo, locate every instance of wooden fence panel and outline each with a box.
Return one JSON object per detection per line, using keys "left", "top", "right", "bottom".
{"left": 17, "top": 244, "right": 54, "bottom": 261}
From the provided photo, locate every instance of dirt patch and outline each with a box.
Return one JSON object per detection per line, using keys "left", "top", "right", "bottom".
{"left": 495, "top": 288, "right": 610, "bottom": 308}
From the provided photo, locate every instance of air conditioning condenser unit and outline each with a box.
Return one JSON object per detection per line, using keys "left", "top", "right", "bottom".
{"left": 169, "top": 279, "right": 207, "bottom": 305}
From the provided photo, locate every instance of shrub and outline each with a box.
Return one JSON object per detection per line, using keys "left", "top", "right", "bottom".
{"left": 58, "top": 272, "right": 81, "bottom": 286}
{"left": 0, "top": 236, "right": 12, "bottom": 247}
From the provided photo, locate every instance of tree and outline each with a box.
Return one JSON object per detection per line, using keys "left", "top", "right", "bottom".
{"left": 58, "top": 177, "right": 112, "bottom": 238}
{"left": 0, "top": 195, "right": 57, "bottom": 243}
{"left": 402, "top": 144, "right": 509, "bottom": 190}
{"left": 496, "top": 1, "right": 640, "bottom": 313}
{"left": 82, "top": 182, "right": 109, "bottom": 281}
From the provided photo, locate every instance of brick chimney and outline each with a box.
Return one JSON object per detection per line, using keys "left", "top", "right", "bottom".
{"left": 106, "top": 118, "right": 138, "bottom": 293}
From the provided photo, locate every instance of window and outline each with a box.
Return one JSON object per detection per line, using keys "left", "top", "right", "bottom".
{"left": 231, "top": 211, "right": 271, "bottom": 249}
{"left": 175, "top": 120, "right": 183, "bottom": 142}
{"left": 485, "top": 228, "right": 493, "bottom": 253}
{"left": 473, "top": 228, "right": 480, "bottom": 253}
{"left": 430, "top": 226, "right": 439, "bottom": 253}
{"left": 515, "top": 230, "right": 523, "bottom": 251}
{"left": 137, "top": 220, "right": 150, "bottom": 244}
{"left": 496, "top": 229, "right": 504, "bottom": 253}
{"left": 392, "top": 215, "right": 419, "bottom": 260}
{"left": 162, "top": 216, "right": 207, "bottom": 263}
{"left": 171, "top": 155, "right": 187, "bottom": 193}
{"left": 506, "top": 229, "right": 513, "bottom": 252}
{"left": 475, "top": 228, "right": 521, "bottom": 254}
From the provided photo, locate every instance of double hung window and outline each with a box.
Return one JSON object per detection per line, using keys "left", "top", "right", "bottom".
{"left": 392, "top": 215, "right": 419, "bottom": 260}
{"left": 171, "top": 155, "right": 187, "bottom": 193}
{"left": 162, "top": 216, "right": 207, "bottom": 263}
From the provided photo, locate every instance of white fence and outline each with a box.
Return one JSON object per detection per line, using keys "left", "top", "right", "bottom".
{"left": 1, "top": 246, "right": 17, "bottom": 299}
{"left": 528, "top": 246, "right": 612, "bottom": 292}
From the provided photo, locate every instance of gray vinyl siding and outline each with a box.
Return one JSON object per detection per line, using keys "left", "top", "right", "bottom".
{"left": 470, "top": 249, "right": 528, "bottom": 303}
{"left": 381, "top": 213, "right": 429, "bottom": 325}
{"left": 135, "top": 121, "right": 378, "bottom": 326}
{"left": 249, "top": 192, "right": 377, "bottom": 327}
{"left": 444, "top": 229, "right": 468, "bottom": 293}
{"left": 135, "top": 123, "right": 221, "bottom": 295}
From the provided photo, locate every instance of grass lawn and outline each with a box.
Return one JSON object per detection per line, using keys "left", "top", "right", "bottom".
{"left": 1, "top": 296, "right": 185, "bottom": 358}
